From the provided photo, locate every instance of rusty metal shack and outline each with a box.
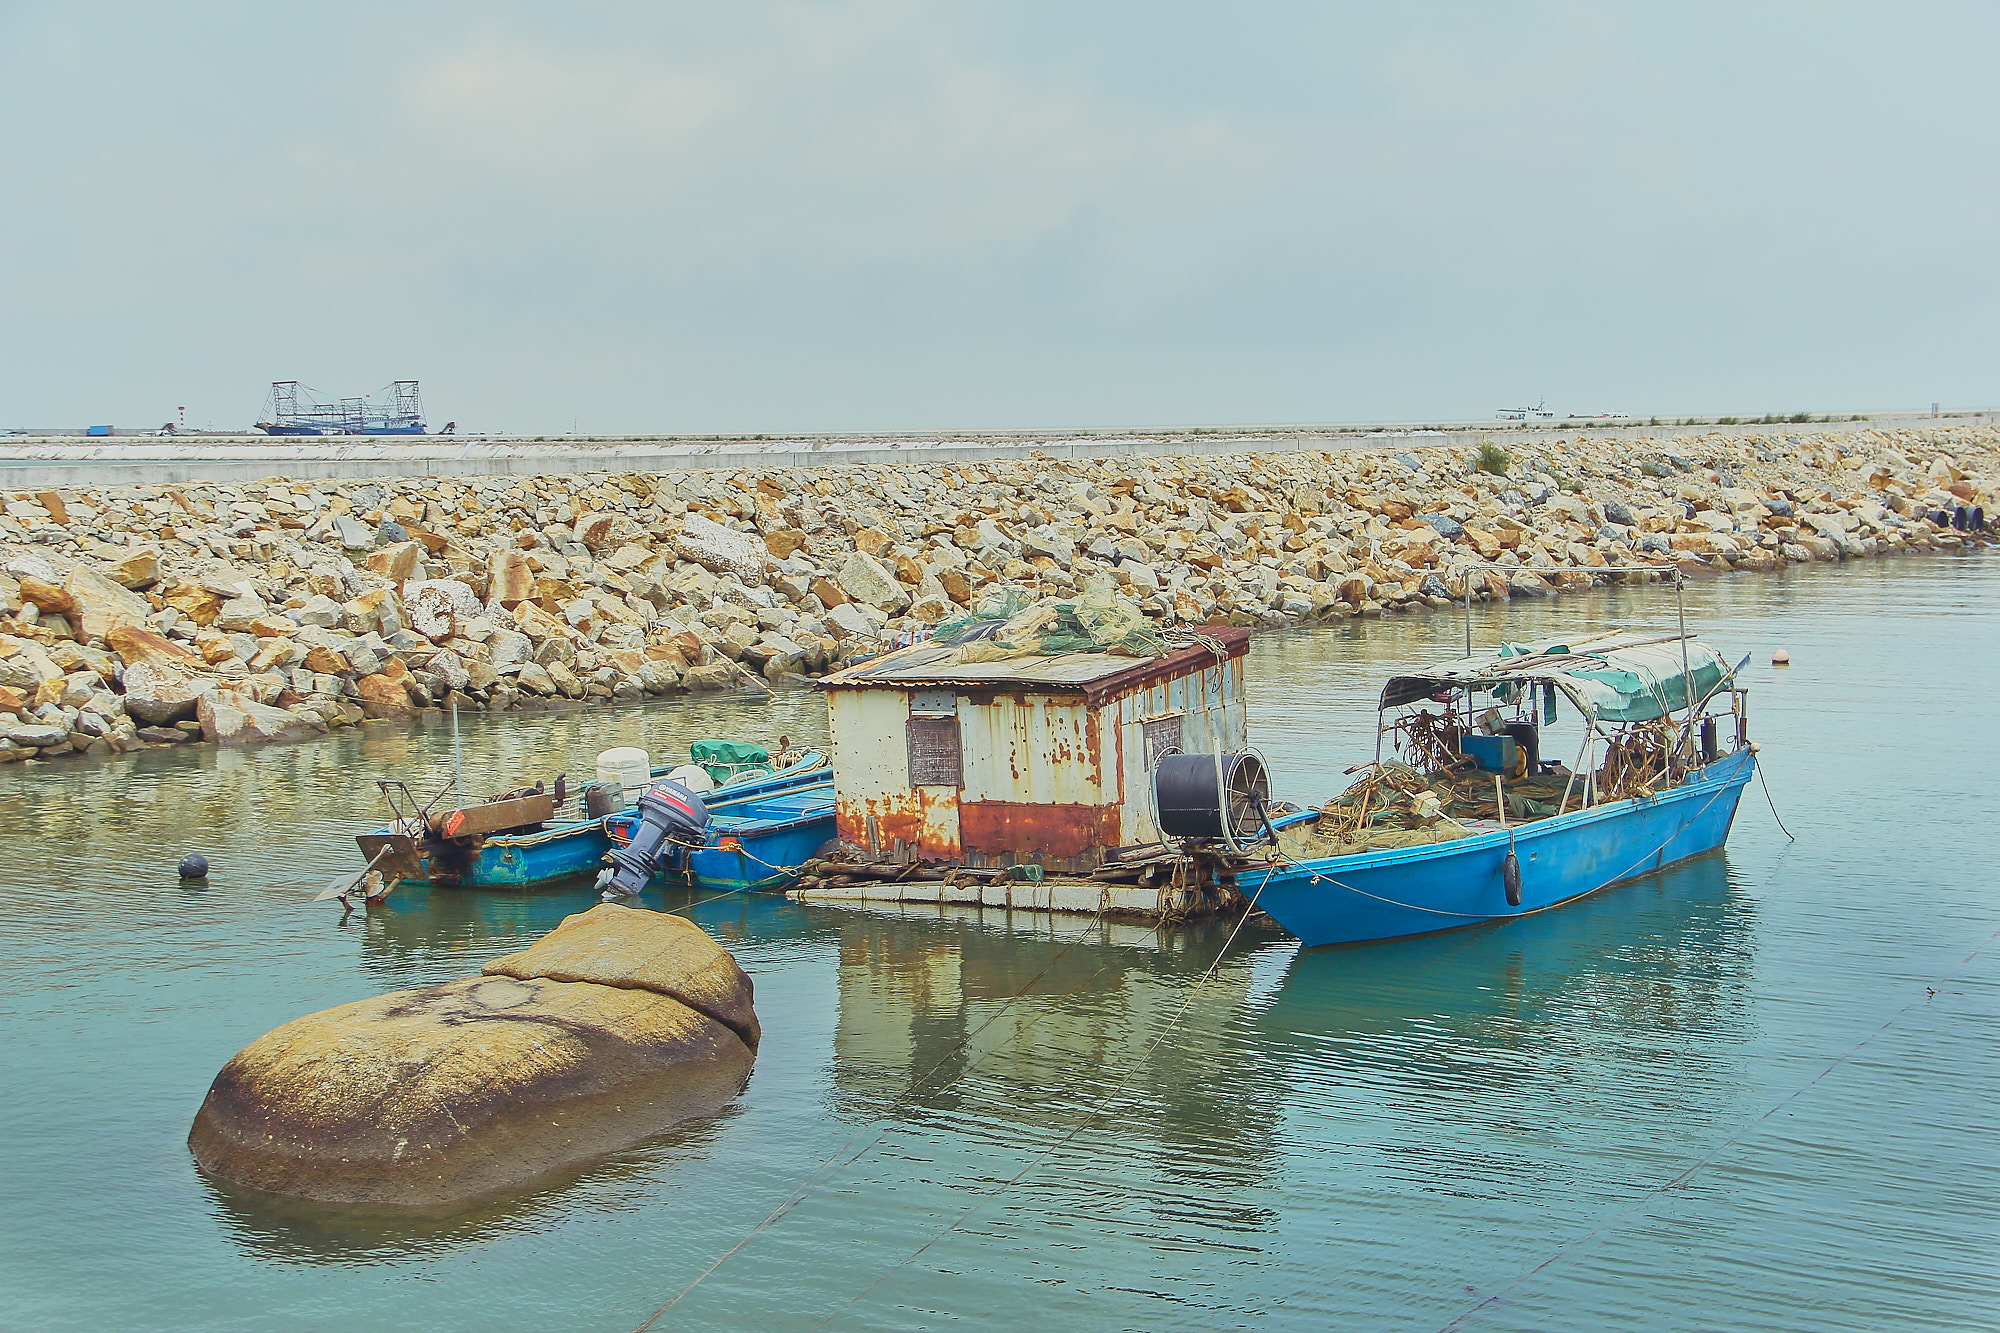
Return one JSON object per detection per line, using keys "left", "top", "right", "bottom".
{"left": 815, "top": 627, "right": 1251, "bottom": 872}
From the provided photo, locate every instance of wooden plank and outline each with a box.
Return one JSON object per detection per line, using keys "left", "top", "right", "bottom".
{"left": 429, "top": 793, "right": 555, "bottom": 840}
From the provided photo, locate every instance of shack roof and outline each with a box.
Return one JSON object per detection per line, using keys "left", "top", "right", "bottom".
{"left": 1379, "top": 631, "right": 1734, "bottom": 723}
{"left": 819, "top": 626, "right": 1250, "bottom": 705}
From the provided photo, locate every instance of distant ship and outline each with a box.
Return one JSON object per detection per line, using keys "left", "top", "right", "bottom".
{"left": 1495, "top": 397, "right": 1556, "bottom": 421}
{"left": 255, "top": 380, "right": 426, "bottom": 436}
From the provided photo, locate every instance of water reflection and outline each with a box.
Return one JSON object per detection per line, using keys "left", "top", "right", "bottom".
{"left": 828, "top": 908, "right": 1284, "bottom": 1173}
{"left": 1253, "top": 852, "right": 1757, "bottom": 1105}
{"left": 206, "top": 1109, "right": 742, "bottom": 1264}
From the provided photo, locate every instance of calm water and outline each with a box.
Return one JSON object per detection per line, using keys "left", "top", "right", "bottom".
{"left": 3, "top": 556, "right": 1997, "bottom": 1332}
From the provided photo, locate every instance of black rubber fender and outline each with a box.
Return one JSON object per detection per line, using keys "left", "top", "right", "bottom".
{"left": 1502, "top": 848, "right": 1523, "bottom": 907}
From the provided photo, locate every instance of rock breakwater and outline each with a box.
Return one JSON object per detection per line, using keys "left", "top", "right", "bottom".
{"left": 2, "top": 425, "right": 1992, "bottom": 766}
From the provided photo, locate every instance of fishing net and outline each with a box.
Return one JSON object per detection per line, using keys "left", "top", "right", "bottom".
{"left": 938, "top": 581, "right": 1166, "bottom": 662}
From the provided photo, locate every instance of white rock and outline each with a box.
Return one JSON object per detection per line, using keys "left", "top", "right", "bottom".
{"left": 404, "top": 580, "right": 480, "bottom": 640}
{"left": 825, "top": 602, "right": 877, "bottom": 641}
{"left": 835, "top": 550, "right": 910, "bottom": 612}
{"left": 5, "top": 555, "right": 55, "bottom": 583}
{"left": 294, "top": 594, "right": 344, "bottom": 628}
{"left": 675, "top": 513, "right": 766, "bottom": 580}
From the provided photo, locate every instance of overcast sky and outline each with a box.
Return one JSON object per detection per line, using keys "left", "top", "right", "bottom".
{"left": 2, "top": 2, "right": 1994, "bottom": 434}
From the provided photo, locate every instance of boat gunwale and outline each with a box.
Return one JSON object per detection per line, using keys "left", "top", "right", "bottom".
{"left": 1258, "top": 748, "right": 1755, "bottom": 880}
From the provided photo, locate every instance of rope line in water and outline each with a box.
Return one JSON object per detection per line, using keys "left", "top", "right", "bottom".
{"left": 1436, "top": 916, "right": 2000, "bottom": 1333}
{"left": 805, "top": 870, "right": 1279, "bottom": 1331}
{"left": 630, "top": 903, "right": 1121, "bottom": 1332}
{"left": 1757, "top": 761, "right": 1797, "bottom": 841}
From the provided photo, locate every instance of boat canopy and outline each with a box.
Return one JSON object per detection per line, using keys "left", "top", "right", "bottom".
{"left": 1378, "top": 635, "right": 1732, "bottom": 724}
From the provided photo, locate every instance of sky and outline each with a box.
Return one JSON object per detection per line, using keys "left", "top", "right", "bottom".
{"left": 1, "top": 2, "right": 1994, "bottom": 434}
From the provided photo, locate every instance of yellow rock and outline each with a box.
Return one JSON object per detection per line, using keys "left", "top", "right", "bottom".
{"left": 483, "top": 904, "right": 760, "bottom": 1049}
{"left": 365, "top": 540, "right": 423, "bottom": 583}
{"left": 188, "top": 968, "right": 752, "bottom": 1208}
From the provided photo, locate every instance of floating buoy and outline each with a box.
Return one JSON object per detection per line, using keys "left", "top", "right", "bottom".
{"left": 1502, "top": 849, "right": 1522, "bottom": 907}
{"left": 1771, "top": 649, "right": 1790, "bottom": 665}
{"left": 179, "top": 854, "right": 210, "bottom": 880}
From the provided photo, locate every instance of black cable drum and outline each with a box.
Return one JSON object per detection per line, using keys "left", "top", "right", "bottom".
{"left": 1154, "top": 752, "right": 1270, "bottom": 841}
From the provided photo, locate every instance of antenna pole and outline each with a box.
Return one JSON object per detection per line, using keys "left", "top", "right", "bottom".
{"left": 1464, "top": 567, "right": 1474, "bottom": 656}
{"left": 1676, "top": 571, "right": 1694, "bottom": 756}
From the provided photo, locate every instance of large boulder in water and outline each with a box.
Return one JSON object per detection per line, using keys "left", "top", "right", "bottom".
{"left": 188, "top": 906, "right": 758, "bottom": 1208}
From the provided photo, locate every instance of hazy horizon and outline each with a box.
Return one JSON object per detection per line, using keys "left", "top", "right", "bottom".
{"left": 3, "top": 3, "right": 1994, "bottom": 435}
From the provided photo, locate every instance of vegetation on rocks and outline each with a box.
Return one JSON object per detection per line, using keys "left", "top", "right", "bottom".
{"left": 2, "top": 425, "right": 1994, "bottom": 766}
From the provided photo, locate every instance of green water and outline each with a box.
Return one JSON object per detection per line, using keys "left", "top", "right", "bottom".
{"left": 3, "top": 557, "right": 1996, "bottom": 1331}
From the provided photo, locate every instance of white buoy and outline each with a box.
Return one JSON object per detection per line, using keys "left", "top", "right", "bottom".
{"left": 1772, "top": 649, "right": 1791, "bottom": 665}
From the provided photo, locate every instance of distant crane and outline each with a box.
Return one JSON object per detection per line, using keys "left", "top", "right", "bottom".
{"left": 255, "top": 380, "right": 426, "bottom": 435}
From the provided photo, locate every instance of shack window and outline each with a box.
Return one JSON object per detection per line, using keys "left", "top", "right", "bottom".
{"left": 1143, "top": 713, "right": 1184, "bottom": 768}
{"left": 907, "top": 715, "right": 963, "bottom": 786}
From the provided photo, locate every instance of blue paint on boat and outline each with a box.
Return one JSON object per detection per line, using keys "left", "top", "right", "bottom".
{"left": 1251, "top": 748, "right": 1755, "bottom": 947}
{"left": 457, "top": 817, "right": 611, "bottom": 888}
{"left": 606, "top": 757, "right": 836, "bottom": 894}
{"left": 362, "top": 751, "right": 833, "bottom": 894}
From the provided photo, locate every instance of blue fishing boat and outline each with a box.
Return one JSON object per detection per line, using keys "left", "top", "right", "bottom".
{"left": 1250, "top": 630, "right": 1758, "bottom": 947}
{"left": 602, "top": 756, "right": 836, "bottom": 895}
{"left": 349, "top": 746, "right": 827, "bottom": 899}
{"left": 353, "top": 779, "right": 608, "bottom": 896}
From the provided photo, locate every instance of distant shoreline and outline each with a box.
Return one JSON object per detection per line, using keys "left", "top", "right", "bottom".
{"left": 2, "top": 411, "right": 1993, "bottom": 489}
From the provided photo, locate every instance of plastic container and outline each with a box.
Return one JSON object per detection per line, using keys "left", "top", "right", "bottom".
{"left": 665, "top": 763, "right": 716, "bottom": 794}
{"left": 1460, "top": 734, "right": 1518, "bottom": 775}
{"left": 595, "top": 747, "right": 652, "bottom": 807}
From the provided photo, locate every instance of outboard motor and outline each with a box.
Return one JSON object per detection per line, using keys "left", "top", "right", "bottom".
{"left": 596, "top": 781, "right": 711, "bottom": 900}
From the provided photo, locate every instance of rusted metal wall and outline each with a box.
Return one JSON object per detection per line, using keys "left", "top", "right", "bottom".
{"left": 828, "top": 689, "right": 963, "bottom": 859}
{"left": 827, "top": 654, "right": 1247, "bottom": 869}
{"left": 1104, "top": 653, "right": 1247, "bottom": 848}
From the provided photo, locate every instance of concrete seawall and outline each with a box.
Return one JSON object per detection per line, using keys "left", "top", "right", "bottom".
{"left": 1, "top": 422, "right": 1993, "bottom": 770}
{"left": 2, "top": 412, "right": 1988, "bottom": 488}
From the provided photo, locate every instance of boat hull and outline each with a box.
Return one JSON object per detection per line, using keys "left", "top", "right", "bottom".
{"left": 461, "top": 819, "right": 611, "bottom": 888}
{"left": 606, "top": 769, "right": 836, "bottom": 894}
{"left": 360, "top": 817, "right": 610, "bottom": 892}
{"left": 1253, "top": 748, "right": 1756, "bottom": 947}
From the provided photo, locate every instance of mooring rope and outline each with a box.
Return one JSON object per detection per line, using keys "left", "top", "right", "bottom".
{"left": 1271, "top": 776, "right": 1737, "bottom": 924}
{"left": 1756, "top": 761, "right": 1796, "bottom": 841}
{"left": 1435, "top": 914, "right": 2000, "bottom": 1333}
{"left": 630, "top": 902, "right": 1121, "bottom": 1332}
{"left": 804, "top": 870, "right": 1279, "bottom": 1330}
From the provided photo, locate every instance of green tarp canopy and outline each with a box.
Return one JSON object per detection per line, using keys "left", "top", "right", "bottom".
{"left": 689, "top": 739, "right": 770, "bottom": 785}
{"left": 1379, "top": 635, "right": 1733, "bottom": 724}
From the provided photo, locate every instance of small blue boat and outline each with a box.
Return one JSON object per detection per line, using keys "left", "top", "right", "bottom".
{"left": 605, "top": 756, "right": 836, "bottom": 894}
{"left": 354, "top": 782, "right": 606, "bottom": 895}
{"left": 442, "top": 815, "right": 612, "bottom": 888}
{"left": 1251, "top": 632, "right": 1757, "bottom": 948}
{"left": 352, "top": 747, "right": 829, "bottom": 897}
